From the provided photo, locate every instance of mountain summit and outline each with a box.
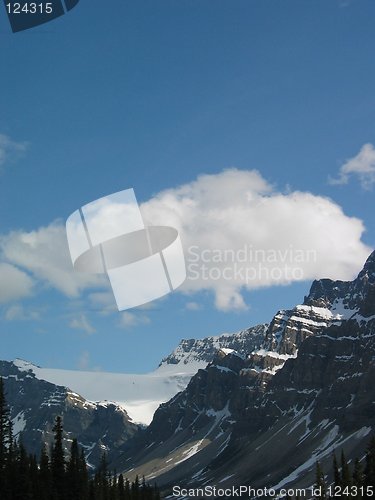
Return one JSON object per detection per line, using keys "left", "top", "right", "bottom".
{"left": 0, "top": 359, "right": 139, "bottom": 468}
{"left": 117, "top": 250, "right": 375, "bottom": 495}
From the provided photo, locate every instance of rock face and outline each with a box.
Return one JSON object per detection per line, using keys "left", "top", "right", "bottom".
{"left": 0, "top": 360, "right": 139, "bottom": 468}
{"left": 0, "top": 325, "right": 267, "bottom": 458}
{"left": 158, "top": 323, "right": 267, "bottom": 369}
{"left": 118, "top": 251, "right": 375, "bottom": 496}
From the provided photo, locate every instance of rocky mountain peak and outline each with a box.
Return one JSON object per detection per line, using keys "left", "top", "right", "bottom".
{"left": 117, "top": 251, "right": 375, "bottom": 493}
{"left": 304, "top": 249, "right": 375, "bottom": 314}
{"left": 363, "top": 248, "right": 375, "bottom": 271}
{"left": 0, "top": 360, "right": 139, "bottom": 468}
{"left": 355, "top": 249, "right": 375, "bottom": 287}
{"left": 304, "top": 278, "right": 349, "bottom": 308}
{"left": 158, "top": 323, "right": 267, "bottom": 370}
{"left": 353, "top": 249, "right": 375, "bottom": 316}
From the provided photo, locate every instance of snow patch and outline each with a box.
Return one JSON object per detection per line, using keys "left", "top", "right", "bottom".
{"left": 252, "top": 349, "right": 297, "bottom": 360}
{"left": 13, "top": 359, "right": 39, "bottom": 372}
{"left": 25, "top": 364, "right": 197, "bottom": 425}
{"left": 174, "top": 440, "right": 205, "bottom": 465}
{"left": 220, "top": 348, "right": 236, "bottom": 356}
{"left": 271, "top": 426, "right": 371, "bottom": 491}
{"left": 12, "top": 411, "right": 26, "bottom": 436}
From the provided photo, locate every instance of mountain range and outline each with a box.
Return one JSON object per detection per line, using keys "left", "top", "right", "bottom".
{"left": 0, "top": 322, "right": 266, "bottom": 468}
{"left": 113, "top": 250, "right": 375, "bottom": 496}
{"left": 1, "top": 250, "right": 374, "bottom": 496}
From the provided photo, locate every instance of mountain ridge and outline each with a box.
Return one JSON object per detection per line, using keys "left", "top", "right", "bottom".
{"left": 115, "top": 250, "right": 375, "bottom": 497}
{"left": 0, "top": 318, "right": 271, "bottom": 471}
{"left": 0, "top": 359, "right": 139, "bottom": 469}
{"left": 2, "top": 250, "right": 374, "bottom": 496}
{"left": 6, "top": 323, "right": 268, "bottom": 425}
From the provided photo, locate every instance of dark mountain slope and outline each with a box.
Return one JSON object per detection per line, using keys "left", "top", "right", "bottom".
{"left": 0, "top": 360, "right": 139, "bottom": 468}
{"left": 117, "top": 251, "right": 375, "bottom": 497}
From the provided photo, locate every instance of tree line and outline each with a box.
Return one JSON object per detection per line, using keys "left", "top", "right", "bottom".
{"left": 0, "top": 378, "right": 161, "bottom": 500}
{"left": 286, "top": 437, "right": 375, "bottom": 499}
{"left": 313, "top": 439, "right": 375, "bottom": 499}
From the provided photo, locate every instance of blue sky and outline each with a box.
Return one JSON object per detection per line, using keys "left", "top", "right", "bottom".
{"left": 0, "top": 0, "right": 374, "bottom": 373}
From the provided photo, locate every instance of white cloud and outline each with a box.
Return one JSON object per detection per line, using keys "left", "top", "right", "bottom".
{"left": 0, "top": 263, "right": 34, "bottom": 303}
{"left": 185, "top": 301, "right": 201, "bottom": 311}
{"left": 118, "top": 311, "right": 151, "bottom": 328}
{"left": 0, "top": 221, "right": 106, "bottom": 298}
{"left": 88, "top": 291, "right": 117, "bottom": 314}
{"left": 141, "top": 169, "right": 371, "bottom": 311}
{"left": 77, "top": 350, "right": 90, "bottom": 370}
{"left": 0, "top": 169, "right": 371, "bottom": 313}
{"left": 69, "top": 314, "right": 96, "bottom": 335}
{"left": 4, "top": 304, "right": 40, "bottom": 321}
{"left": 329, "top": 143, "right": 375, "bottom": 190}
{"left": 76, "top": 350, "right": 101, "bottom": 371}
{"left": 0, "top": 133, "right": 28, "bottom": 172}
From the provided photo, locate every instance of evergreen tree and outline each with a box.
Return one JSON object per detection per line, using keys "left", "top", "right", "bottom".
{"left": 124, "top": 478, "right": 131, "bottom": 500}
{"left": 67, "top": 438, "right": 81, "bottom": 499}
{"left": 39, "top": 444, "right": 52, "bottom": 500}
{"left": 131, "top": 475, "right": 140, "bottom": 500}
{"left": 140, "top": 476, "right": 147, "bottom": 500}
{"left": 0, "top": 377, "right": 11, "bottom": 495}
{"left": 51, "top": 416, "right": 66, "bottom": 500}
{"left": 6, "top": 438, "right": 20, "bottom": 500}
{"left": 364, "top": 436, "right": 375, "bottom": 487}
{"left": 152, "top": 483, "right": 161, "bottom": 500}
{"left": 0, "top": 384, "right": 162, "bottom": 500}
{"left": 117, "top": 474, "right": 126, "bottom": 500}
{"left": 352, "top": 458, "right": 364, "bottom": 499}
{"left": 341, "top": 449, "right": 352, "bottom": 487}
{"left": 96, "top": 453, "right": 110, "bottom": 500}
{"left": 108, "top": 472, "right": 116, "bottom": 500}
{"left": 29, "top": 454, "right": 40, "bottom": 500}
{"left": 88, "top": 479, "right": 96, "bottom": 500}
{"left": 315, "top": 461, "right": 326, "bottom": 499}
{"left": 14, "top": 440, "right": 33, "bottom": 500}
{"left": 352, "top": 458, "right": 364, "bottom": 485}
{"left": 78, "top": 447, "right": 89, "bottom": 499}
{"left": 333, "top": 453, "right": 341, "bottom": 487}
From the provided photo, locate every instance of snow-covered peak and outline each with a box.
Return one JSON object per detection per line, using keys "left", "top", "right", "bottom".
{"left": 362, "top": 249, "right": 375, "bottom": 275}
{"left": 220, "top": 348, "right": 236, "bottom": 355}
{"left": 13, "top": 358, "right": 40, "bottom": 372}
{"left": 218, "top": 348, "right": 246, "bottom": 360}
{"left": 158, "top": 323, "right": 267, "bottom": 370}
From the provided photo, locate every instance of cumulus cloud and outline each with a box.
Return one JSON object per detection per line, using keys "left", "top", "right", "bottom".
{"left": 88, "top": 291, "right": 117, "bottom": 314}
{"left": 69, "top": 314, "right": 96, "bottom": 335}
{"left": 4, "top": 304, "right": 40, "bottom": 321}
{"left": 185, "top": 301, "right": 201, "bottom": 311}
{"left": 0, "top": 263, "right": 34, "bottom": 303}
{"left": 118, "top": 311, "right": 151, "bottom": 328}
{"left": 0, "top": 222, "right": 106, "bottom": 298}
{"left": 329, "top": 143, "right": 375, "bottom": 190}
{"left": 0, "top": 169, "right": 371, "bottom": 313}
{"left": 0, "top": 133, "right": 28, "bottom": 172}
{"left": 76, "top": 350, "right": 101, "bottom": 371}
{"left": 141, "top": 169, "right": 371, "bottom": 311}
{"left": 77, "top": 350, "right": 90, "bottom": 370}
